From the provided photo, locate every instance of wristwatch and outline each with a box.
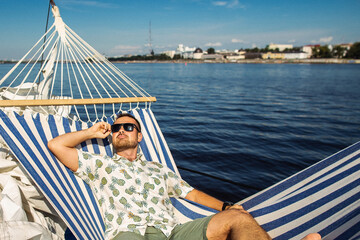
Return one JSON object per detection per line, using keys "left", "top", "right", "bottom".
{"left": 222, "top": 201, "right": 234, "bottom": 211}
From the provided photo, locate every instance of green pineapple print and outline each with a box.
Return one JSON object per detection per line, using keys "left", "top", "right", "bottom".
{"left": 159, "top": 187, "right": 164, "bottom": 196}
{"left": 153, "top": 177, "right": 161, "bottom": 185}
{"left": 120, "top": 169, "right": 132, "bottom": 179}
{"left": 151, "top": 197, "right": 159, "bottom": 204}
{"left": 100, "top": 177, "right": 108, "bottom": 189}
{"left": 125, "top": 186, "right": 136, "bottom": 195}
{"left": 106, "top": 213, "right": 114, "bottom": 221}
{"left": 112, "top": 189, "right": 120, "bottom": 197}
{"left": 120, "top": 197, "right": 131, "bottom": 209}
{"left": 175, "top": 188, "right": 182, "bottom": 196}
{"left": 105, "top": 166, "right": 112, "bottom": 174}
{"left": 116, "top": 212, "right": 125, "bottom": 225}
{"left": 148, "top": 207, "right": 155, "bottom": 214}
{"left": 96, "top": 159, "right": 103, "bottom": 168}
{"left": 168, "top": 171, "right": 175, "bottom": 178}
{"left": 98, "top": 196, "right": 105, "bottom": 207}
{"left": 88, "top": 172, "right": 95, "bottom": 181}
{"left": 144, "top": 182, "right": 155, "bottom": 191}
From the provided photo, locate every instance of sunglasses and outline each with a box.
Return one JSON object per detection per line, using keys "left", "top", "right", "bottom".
{"left": 111, "top": 123, "right": 140, "bottom": 133}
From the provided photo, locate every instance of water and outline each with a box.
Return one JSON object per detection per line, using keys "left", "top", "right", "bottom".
{"left": 1, "top": 63, "right": 360, "bottom": 202}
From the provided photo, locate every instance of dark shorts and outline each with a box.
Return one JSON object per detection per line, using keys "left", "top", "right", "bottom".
{"left": 113, "top": 215, "right": 213, "bottom": 240}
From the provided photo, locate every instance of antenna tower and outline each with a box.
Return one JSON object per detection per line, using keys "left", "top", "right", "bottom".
{"left": 149, "top": 21, "right": 154, "bottom": 56}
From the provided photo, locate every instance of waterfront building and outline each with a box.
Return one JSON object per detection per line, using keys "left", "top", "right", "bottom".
{"left": 202, "top": 54, "right": 224, "bottom": 61}
{"left": 283, "top": 52, "right": 308, "bottom": 59}
{"left": 193, "top": 48, "right": 204, "bottom": 60}
{"left": 226, "top": 54, "right": 245, "bottom": 61}
{"left": 176, "top": 44, "right": 196, "bottom": 59}
{"left": 268, "top": 43, "right": 293, "bottom": 51}
{"left": 262, "top": 52, "right": 285, "bottom": 59}
{"left": 301, "top": 45, "right": 320, "bottom": 58}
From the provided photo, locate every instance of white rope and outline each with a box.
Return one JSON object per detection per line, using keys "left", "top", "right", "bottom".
{"left": 0, "top": 27, "right": 57, "bottom": 98}
{"left": 14, "top": 31, "right": 58, "bottom": 99}
{"left": 0, "top": 24, "right": 55, "bottom": 86}
{"left": 65, "top": 25, "right": 141, "bottom": 98}
{"left": 1, "top": 5, "right": 155, "bottom": 122}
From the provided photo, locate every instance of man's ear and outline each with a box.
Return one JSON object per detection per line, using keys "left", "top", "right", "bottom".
{"left": 138, "top": 132, "right": 143, "bottom": 142}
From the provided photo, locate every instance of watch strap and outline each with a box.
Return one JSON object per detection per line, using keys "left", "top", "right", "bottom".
{"left": 222, "top": 201, "right": 234, "bottom": 211}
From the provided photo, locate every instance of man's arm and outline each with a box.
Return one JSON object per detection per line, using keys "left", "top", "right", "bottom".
{"left": 47, "top": 122, "right": 111, "bottom": 172}
{"left": 185, "top": 189, "right": 243, "bottom": 212}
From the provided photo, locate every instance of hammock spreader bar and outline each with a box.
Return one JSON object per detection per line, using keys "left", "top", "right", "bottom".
{"left": 0, "top": 97, "right": 157, "bottom": 107}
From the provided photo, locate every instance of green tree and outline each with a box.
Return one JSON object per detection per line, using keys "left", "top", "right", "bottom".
{"left": 312, "top": 46, "right": 332, "bottom": 58}
{"left": 332, "top": 46, "right": 345, "bottom": 58}
{"left": 346, "top": 42, "right": 360, "bottom": 59}
{"left": 173, "top": 54, "right": 182, "bottom": 60}
{"left": 207, "top": 48, "right": 215, "bottom": 54}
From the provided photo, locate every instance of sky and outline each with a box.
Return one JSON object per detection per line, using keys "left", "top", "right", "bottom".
{"left": 0, "top": 0, "right": 359, "bottom": 59}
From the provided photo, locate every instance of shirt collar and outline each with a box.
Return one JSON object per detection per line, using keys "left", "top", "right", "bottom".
{"left": 113, "top": 153, "right": 143, "bottom": 162}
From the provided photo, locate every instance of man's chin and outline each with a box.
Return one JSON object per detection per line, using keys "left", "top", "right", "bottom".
{"left": 113, "top": 142, "right": 138, "bottom": 151}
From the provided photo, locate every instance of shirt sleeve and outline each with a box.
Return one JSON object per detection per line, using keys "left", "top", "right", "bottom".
{"left": 74, "top": 149, "right": 97, "bottom": 184}
{"left": 164, "top": 167, "right": 194, "bottom": 199}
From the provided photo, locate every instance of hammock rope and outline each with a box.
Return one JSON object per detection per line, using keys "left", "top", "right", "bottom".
{"left": 0, "top": 5, "right": 156, "bottom": 123}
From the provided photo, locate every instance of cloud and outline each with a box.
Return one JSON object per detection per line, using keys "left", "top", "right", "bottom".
{"left": 288, "top": 39, "right": 296, "bottom": 43}
{"left": 231, "top": 38, "right": 247, "bottom": 43}
{"left": 311, "top": 36, "right": 333, "bottom": 44}
{"left": 212, "top": 0, "right": 245, "bottom": 9}
{"left": 319, "top": 36, "right": 333, "bottom": 43}
{"left": 205, "top": 42, "right": 223, "bottom": 47}
{"left": 213, "top": 1, "right": 227, "bottom": 6}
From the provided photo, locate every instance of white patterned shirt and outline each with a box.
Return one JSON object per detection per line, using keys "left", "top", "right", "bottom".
{"left": 75, "top": 150, "right": 194, "bottom": 239}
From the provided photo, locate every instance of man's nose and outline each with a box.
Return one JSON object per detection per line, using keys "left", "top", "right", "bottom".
{"left": 118, "top": 125, "right": 125, "bottom": 133}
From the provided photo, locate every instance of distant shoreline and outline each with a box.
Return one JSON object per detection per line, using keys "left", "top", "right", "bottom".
{"left": 110, "top": 58, "right": 360, "bottom": 64}
{"left": 1, "top": 58, "right": 359, "bottom": 64}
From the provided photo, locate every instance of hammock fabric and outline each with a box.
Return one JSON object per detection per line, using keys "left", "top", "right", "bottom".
{"left": 0, "top": 109, "right": 359, "bottom": 240}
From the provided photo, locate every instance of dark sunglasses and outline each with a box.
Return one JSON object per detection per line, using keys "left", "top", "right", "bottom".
{"left": 111, "top": 123, "right": 140, "bottom": 133}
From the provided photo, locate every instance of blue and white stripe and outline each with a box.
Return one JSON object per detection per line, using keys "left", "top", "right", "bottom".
{"left": 0, "top": 109, "right": 359, "bottom": 240}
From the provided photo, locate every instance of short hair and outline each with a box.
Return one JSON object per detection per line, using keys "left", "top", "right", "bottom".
{"left": 115, "top": 113, "right": 141, "bottom": 132}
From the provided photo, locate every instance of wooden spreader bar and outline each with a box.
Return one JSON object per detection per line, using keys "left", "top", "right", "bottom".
{"left": 0, "top": 97, "right": 157, "bottom": 107}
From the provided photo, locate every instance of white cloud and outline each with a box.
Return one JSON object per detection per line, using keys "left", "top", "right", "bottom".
{"left": 251, "top": 43, "right": 257, "bottom": 48}
{"left": 212, "top": 0, "right": 245, "bottom": 9}
{"left": 288, "top": 39, "right": 296, "bottom": 43}
{"left": 213, "top": 1, "right": 227, "bottom": 6}
{"left": 319, "top": 36, "right": 333, "bottom": 43}
{"left": 231, "top": 38, "right": 247, "bottom": 43}
{"left": 311, "top": 36, "right": 333, "bottom": 44}
{"left": 205, "top": 42, "right": 223, "bottom": 47}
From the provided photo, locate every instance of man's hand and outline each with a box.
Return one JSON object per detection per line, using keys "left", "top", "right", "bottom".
{"left": 88, "top": 122, "right": 112, "bottom": 139}
{"left": 48, "top": 121, "right": 111, "bottom": 172}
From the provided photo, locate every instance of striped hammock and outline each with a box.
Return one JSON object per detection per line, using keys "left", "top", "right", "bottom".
{"left": 0, "top": 109, "right": 359, "bottom": 240}
{"left": 0, "top": 2, "right": 359, "bottom": 240}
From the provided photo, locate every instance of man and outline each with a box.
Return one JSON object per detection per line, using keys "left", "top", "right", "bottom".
{"left": 48, "top": 113, "right": 321, "bottom": 240}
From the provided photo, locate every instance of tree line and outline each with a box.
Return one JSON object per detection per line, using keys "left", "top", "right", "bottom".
{"left": 107, "top": 42, "right": 360, "bottom": 61}
{"left": 238, "top": 42, "right": 360, "bottom": 59}
{"left": 311, "top": 42, "right": 360, "bottom": 59}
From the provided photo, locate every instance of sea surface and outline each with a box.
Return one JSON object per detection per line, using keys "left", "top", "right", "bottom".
{"left": 1, "top": 63, "right": 360, "bottom": 202}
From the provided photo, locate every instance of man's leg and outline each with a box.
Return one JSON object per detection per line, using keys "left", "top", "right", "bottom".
{"left": 206, "top": 209, "right": 271, "bottom": 240}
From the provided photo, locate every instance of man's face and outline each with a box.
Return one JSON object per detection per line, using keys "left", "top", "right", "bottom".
{"left": 112, "top": 116, "right": 142, "bottom": 151}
